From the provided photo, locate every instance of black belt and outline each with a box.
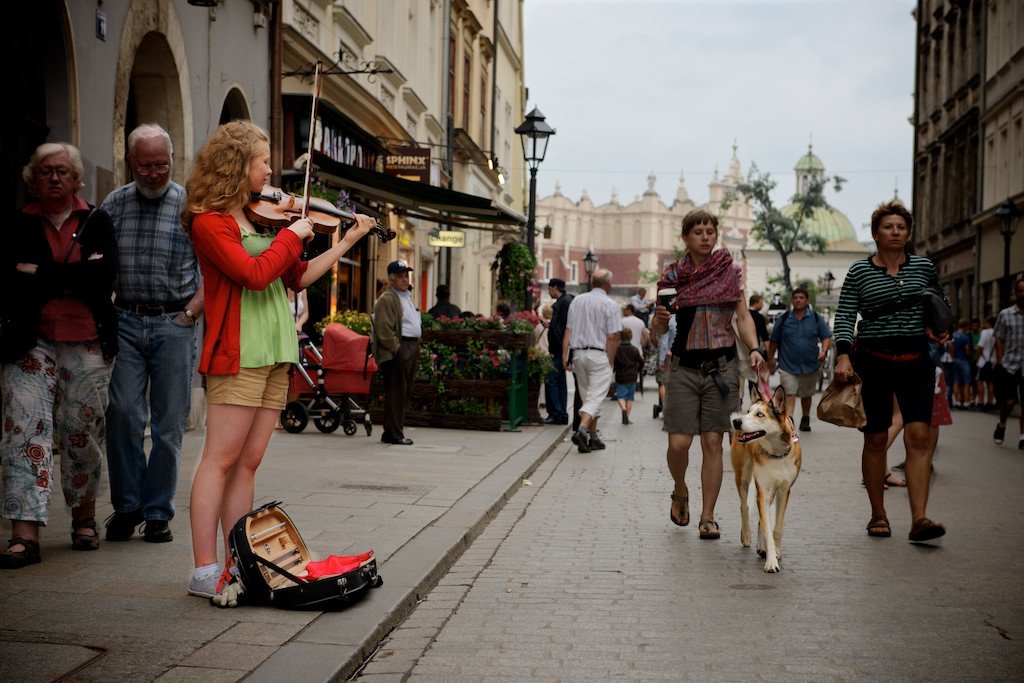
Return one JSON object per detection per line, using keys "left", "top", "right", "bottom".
{"left": 118, "top": 302, "right": 188, "bottom": 316}
{"left": 401, "top": 336, "right": 420, "bottom": 342}
{"left": 675, "top": 347, "right": 736, "bottom": 397}
{"left": 572, "top": 346, "right": 605, "bottom": 352}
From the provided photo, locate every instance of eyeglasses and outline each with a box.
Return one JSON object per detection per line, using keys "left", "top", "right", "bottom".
{"left": 135, "top": 164, "right": 170, "bottom": 175}
{"left": 37, "top": 167, "right": 71, "bottom": 178}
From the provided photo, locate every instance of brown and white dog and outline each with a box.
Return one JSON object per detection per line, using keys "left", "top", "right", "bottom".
{"left": 730, "top": 384, "right": 802, "bottom": 573}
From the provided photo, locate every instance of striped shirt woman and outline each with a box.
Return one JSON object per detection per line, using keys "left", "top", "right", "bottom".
{"left": 833, "top": 253, "right": 943, "bottom": 356}
{"left": 833, "top": 201, "right": 946, "bottom": 544}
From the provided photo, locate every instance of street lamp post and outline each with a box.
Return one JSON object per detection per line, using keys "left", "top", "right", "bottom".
{"left": 515, "top": 108, "right": 555, "bottom": 311}
{"left": 996, "top": 198, "right": 1022, "bottom": 309}
{"left": 583, "top": 249, "right": 598, "bottom": 292}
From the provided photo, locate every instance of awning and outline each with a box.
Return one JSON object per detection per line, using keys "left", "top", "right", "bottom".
{"left": 308, "top": 152, "right": 525, "bottom": 230}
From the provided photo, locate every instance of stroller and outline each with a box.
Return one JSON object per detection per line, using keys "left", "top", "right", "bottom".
{"left": 280, "top": 323, "right": 377, "bottom": 436}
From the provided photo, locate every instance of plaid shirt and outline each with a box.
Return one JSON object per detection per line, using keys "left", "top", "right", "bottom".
{"left": 994, "top": 304, "right": 1024, "bottom": 374}
{"left": 101, "top": 182, "right": 199, "bottom": 305}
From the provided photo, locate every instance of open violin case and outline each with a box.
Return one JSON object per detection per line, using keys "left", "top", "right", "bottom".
{"left": 228, "top": 501, "right": 382, "bottom": 609}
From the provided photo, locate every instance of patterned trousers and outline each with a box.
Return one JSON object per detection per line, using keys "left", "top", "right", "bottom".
{"left": 1, "top": 340, "right": 112, "bottom": 524}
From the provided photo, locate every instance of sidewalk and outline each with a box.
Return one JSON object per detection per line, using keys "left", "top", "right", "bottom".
{"left": 0, "top": 419, "right": 569, "bottom": 682}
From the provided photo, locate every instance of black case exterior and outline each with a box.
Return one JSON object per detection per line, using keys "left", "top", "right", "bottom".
{"left": 228, "top": 501, "right": 382, "bottom": 610}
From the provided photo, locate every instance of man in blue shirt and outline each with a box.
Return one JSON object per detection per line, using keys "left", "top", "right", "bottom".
{"left": 767, "top": 287, "right": 832, "bottom": 431}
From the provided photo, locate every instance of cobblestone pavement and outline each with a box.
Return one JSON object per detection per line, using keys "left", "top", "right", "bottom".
{"left": 358, "top": 393, "right": 1024, "bottom": 681}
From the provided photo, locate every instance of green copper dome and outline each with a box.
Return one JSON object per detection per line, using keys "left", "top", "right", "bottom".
{"left": 794, "top": 150, "right": 825, "bottom": 172}
{"left": 782, "top": 203, "right": 860, "bottom": 246}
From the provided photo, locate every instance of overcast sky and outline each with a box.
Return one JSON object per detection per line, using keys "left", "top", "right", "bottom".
{"left": 521, "top": 0, "right": 917, "bottom": 240}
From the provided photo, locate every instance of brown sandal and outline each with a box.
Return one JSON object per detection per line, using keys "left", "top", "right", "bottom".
{"left": 866, "top": 516, "right": 891, "bottom": 537}
{"left": 670, "top": 492, "right": 689, "bottom": 527}
{"left": 698, "top": 519, "right": 720, "bottom": 540}
{"left": 0, "top": 537, "right": 41, "bottom": 569}
{"left": 71, "top": 518, "right": 100, "bottom": 551}
{"left": 908, "top": 517, "right": 945, "bottom": 543}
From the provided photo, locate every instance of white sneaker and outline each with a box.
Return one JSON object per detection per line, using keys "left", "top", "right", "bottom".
{"left": 187, "top": 565, "right": 223, "bottom": 598}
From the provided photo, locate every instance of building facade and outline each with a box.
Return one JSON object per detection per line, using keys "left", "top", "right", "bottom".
{"left": 912, "top": 0, "right": 1023, "bottom": 319}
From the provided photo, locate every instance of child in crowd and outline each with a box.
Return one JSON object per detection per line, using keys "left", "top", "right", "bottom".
{"left": 613, "top": 328, "right": 643, "bottom": 425}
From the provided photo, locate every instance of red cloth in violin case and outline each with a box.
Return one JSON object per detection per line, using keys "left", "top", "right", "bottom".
{"left": 227, "top": 501, "right": 382, "bottom": 609}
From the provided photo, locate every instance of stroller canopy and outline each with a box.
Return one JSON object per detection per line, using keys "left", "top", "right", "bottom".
{"left": 322, "top": 323, "right": 373, "bottom": 372}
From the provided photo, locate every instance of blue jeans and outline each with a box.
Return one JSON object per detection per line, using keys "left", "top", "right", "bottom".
{"left": 105, "top": 310, "right": 198, "bottom": 521}
{"left": 544, "top": 354, "right": 569, "bottom": 423}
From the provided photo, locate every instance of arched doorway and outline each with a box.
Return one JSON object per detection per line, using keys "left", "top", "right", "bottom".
{"left": 219, "top": 87, "right": 251, "bottom": 125}
{"left": 121, "top": 32, "right": 185, "bottom": 182}
{"left": 5, "top": 0, "right": 72, "bottom": 209}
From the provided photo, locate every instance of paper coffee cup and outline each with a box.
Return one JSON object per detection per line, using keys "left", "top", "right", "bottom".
{"left": 658, "top": 287, "right": 677, "bottom": 309}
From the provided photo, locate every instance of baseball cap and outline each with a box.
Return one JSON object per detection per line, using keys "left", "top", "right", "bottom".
{"left": 387, "top": 260, "right": 414, "bottom": 275}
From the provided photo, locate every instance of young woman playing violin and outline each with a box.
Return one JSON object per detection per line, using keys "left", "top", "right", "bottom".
{"left": 182, "top": 121, "right": 375, "bottom": 598}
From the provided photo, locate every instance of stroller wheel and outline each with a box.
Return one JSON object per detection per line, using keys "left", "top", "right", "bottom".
{"left": 314, "top": 408, "right": 342, "bottom": 434}
{"left": 343, "top": 420, "right": 358, "bottom": 436}
{"left": 281, "top": 402, "right": 309, "bottom": 433}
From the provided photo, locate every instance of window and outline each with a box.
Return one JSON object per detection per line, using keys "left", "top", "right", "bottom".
{"left": 448, "top": 34, "right": 457, "bottom": 117}
{"left": 570, "top": 263, "right": 579, "bottom": 283}
{"left": 463, "top": 49, "right": 472, "bottom": 129}
{"left": 543, "top": 259, "right": 552, "bottom": 280}
{"left": 480, "top": 69, "right": 488, "bottom": 140}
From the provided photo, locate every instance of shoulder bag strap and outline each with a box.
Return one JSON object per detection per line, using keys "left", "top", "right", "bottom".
{"left": 60, "top": 208, "right": 96, "bottom": 264}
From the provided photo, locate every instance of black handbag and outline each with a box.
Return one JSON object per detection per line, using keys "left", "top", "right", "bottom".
{"left": 861, "top": 286, "right": 953, "bottom": 335}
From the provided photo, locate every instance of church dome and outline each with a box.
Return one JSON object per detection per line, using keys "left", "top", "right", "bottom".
{"left": 781, "top": 203, "right": 860, "bottom": 247}
{"left": 794, "top": 150, "right": 825, "bottom": 172}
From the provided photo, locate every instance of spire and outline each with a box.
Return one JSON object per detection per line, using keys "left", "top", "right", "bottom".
{"left": 554, "top": 180, "right": 563, "bottom": 197}
{"left": 893, "top": 176, "right": 900, "bottom": 201}
{"left": 727, "top": 140, "right": 742, "bottom": 182}
{"left": 675, "top": 172, "right": 690, "bottom": 203}
{"left": 644, "top": 171, "right": 658, "bottom": 196}
{"left": 610, "top": 187, "right": 619, "bottom": 205}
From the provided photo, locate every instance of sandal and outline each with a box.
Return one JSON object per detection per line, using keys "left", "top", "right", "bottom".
{"left": 0, "top": 537, "right": 41, "bottom": 569}
{"left": 908, "top": 517, "right": 945, "bottom": 543}
{"left": 698, "top": 519, "right": 720, "bottom": 540}
{"left": 884, "top": 472, "right": 906, "bottom": 487}
{"left": 670, "top": 492, "right": 689, "bottom": 527}
{"left": 71, "top": 517, "right": 100, "bottom": 551}
{"left": 866, "top": 516, "right": 891, "bottom": 537}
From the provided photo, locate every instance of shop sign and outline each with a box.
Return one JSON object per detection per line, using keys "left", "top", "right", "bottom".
{"left": 428, "top": 230, "right": 466, "bottom": 248}
{"left": 384, "top": 147, "right": 430, "bottom": 183}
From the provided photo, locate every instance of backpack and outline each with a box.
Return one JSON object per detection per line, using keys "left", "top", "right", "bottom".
{"left": 227, "top": 501, "right": 382, "bottom": 609}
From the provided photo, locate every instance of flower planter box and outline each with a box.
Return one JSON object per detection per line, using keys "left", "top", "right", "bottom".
{"left": 421, "top": 328, "right": 530, "bottom": 350}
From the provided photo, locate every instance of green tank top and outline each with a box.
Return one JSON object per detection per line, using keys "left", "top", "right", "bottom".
{"left": 239, "top": 230, "right": 299, "bottom": 367}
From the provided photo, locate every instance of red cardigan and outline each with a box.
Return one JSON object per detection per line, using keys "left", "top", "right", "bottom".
{"left": 191, "top": 211, "right": 308, "bottom": 375}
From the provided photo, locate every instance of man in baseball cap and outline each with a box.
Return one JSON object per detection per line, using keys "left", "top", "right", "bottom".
{"left": 372, "top": 259, "right": 419, "bottom": 444}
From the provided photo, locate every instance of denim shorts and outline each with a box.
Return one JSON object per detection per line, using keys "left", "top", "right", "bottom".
{"left": 615, "top": 382, "right": 636, "bottom": 401}
{"left": 951, "top": 359, "right": 972, "bottom": 385}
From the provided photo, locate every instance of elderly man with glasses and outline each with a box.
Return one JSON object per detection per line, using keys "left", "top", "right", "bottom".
{"left": 100, "top": 123, "right": 204, "bottom": 544}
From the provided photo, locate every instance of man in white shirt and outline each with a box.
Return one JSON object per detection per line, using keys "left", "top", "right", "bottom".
{"left": 563, "top": 269, "right": 622, "bottom": 453}
{"left": 621, "top": 304, "right": 650, "bottom": 353}
{"left": 975, "top": 315, "right": 997, "bottom": 411}
{"left": 630, "top": 287, "right": 651, "bottom": 326}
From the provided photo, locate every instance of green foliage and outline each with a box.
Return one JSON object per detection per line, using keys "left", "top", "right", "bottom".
{"left": 635, "top": 269, "right": 660, "bottom": 286}
{"left": 494, "top": 241, "right": 538, "bottom": 304}
{"left": 316, "top": 310, "right": 371, "bottom": 335}
{"left": 723, "top": 163, "right": 844, "bottom": 296}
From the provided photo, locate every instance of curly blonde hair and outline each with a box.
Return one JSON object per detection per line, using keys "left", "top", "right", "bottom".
{"left": 182, "top": 121, "right": 270, "bottom": 232}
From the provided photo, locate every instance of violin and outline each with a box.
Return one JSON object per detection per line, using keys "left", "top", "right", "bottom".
{"left": 245, "top": 186, "right": 397, "bottom": 244}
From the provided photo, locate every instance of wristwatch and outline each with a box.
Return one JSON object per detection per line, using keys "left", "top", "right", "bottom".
{"left": 753, "top": 346, "right": 767, "bottom": 358}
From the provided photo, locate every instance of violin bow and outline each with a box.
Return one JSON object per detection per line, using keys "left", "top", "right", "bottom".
{"left": 300, "top": 58, "right": 324, "bottom": 225}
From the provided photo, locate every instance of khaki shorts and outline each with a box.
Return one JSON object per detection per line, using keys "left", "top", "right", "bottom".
{"left": 662, "top": 357, "right": 739, "bottom": 435}
{"left": 206, "top": 363, "right": 291, "bottom": 410}
{"left": 779, "top": 369, "right": 819, "bottom": 398}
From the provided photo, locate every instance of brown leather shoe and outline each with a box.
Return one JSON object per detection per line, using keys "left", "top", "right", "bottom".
{"left": 908, "top": 517, "right": 945, "bottom": 543}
